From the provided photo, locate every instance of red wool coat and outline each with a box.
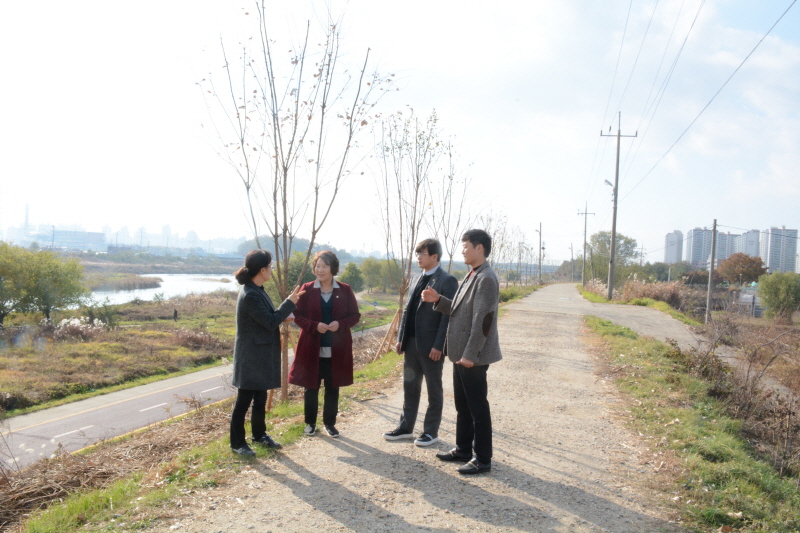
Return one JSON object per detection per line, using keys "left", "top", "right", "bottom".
{"left": 288, "top": 281, "right": 361, "bottom": 389}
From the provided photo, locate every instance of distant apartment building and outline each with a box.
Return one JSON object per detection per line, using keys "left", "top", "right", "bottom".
{"left": 685, "top": 227, "right": 739, "bottom": 269}
{"left": 716, "top": 232, "right": 738, "bottom": 263}
{"left": 734, "top": 230, "right": 760, "bottom": 257}
{"left": 759, "top": 226, "right": 798, "bottom": 273}
{"left": 685, "top": 228, "right": 713, "bottom": 268}
{"left": 664, "top": 231, "right": 683, "bottom": 264}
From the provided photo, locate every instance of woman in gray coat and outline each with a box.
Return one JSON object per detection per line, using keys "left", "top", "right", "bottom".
{"left": 230, "top": 249, "right": 304, "bottom": 456}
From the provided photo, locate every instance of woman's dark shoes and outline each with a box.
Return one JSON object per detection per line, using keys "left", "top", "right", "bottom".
{"left": 435, "top": 448, "right": 472, "bottom": 462}
{"left": 457, "top": 459, "right": 491, "bottom": 474}
{"left": 252, "top": 435, "right": 282, "bottom": 449}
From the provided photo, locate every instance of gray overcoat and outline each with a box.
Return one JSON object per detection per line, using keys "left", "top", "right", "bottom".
{"left": 232, "top": 281, "right": 296, "bottom": 390}
{"left": 433, "top": 261, "right": 502, "bottom": 365}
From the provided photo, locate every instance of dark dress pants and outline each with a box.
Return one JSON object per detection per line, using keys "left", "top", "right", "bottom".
{"left": 399, "top": 336, "right": 444, "bottom": 437}
{"left": 304, "top": 357, "right": 339, "bottom": 426}
{"left": 230, "top": 388, "right": 267, "bottom": 449}
{"left": 453, "top": 363, "right": 492, "bottom": 464}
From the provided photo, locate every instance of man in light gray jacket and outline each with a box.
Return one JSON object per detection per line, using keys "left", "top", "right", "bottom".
{"left": 421, "top": 229, "right": 501, "bottom": 474}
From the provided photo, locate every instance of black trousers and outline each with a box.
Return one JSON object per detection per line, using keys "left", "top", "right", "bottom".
{"left": 453, "top": 363, "right": 492, "bottom": 464}
{"left": 399, "top": 336, "right": 444, "bottom": 437}
{"left": 230, "top": 388, "right": 267, "bottom": 449}
{"left": 304, "top": 357, "right": 339, "bottom": 427}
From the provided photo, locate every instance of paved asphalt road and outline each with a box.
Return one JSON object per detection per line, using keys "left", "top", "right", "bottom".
{"left": 2, "top": 364, "right": 236, "bottom": 470}
{"left": 504, "top": 283, "right": 707, "bottom": 352}
{"left": 2, "top": 287, "right": 705, "bottom": 472}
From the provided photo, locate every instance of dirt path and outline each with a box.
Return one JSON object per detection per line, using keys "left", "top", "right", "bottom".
{"left": 171, "top": 284, "right": 685, "bottom": 532}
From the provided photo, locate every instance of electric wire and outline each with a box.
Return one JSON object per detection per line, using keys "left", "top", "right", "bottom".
{"left": 621, "top": 0, "right": 797, "bottom": 201}
{"left": 613, "top": 0, "right": 660, "bottom": 118}
{"left": 584, "top": 0, "right": 634, "bottom": 208}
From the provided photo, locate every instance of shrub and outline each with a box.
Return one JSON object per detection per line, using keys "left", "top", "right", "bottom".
{"left": 621, "top": 279, "right": 692, "bottom": 310}
{"left": 52, "top": 317, "right": 107, "bottom": 342}
{"left": 174, "top": 328, "right": 220, "bottom": 350}
{"left": 758, "top": 272, "right": 800, "bottom": 323}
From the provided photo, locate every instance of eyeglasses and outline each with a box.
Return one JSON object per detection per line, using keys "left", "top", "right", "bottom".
{"left": 414, "top": 252, "right": 429, "bottom": 257}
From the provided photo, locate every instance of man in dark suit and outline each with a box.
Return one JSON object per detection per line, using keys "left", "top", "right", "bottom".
{"left": 383, "top": 239, "right": 458, "bottom": 447}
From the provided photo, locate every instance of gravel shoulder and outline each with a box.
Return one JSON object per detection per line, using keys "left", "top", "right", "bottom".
{"left": 172, "top": 283, "right": 686, "bottom": 533}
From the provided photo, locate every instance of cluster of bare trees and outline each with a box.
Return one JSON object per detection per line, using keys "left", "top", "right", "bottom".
{"left": 203, "top": 5, "right": 545, "bottom": 375}
{"left": 200, "top": 4, "right": 391, "bottom": 399}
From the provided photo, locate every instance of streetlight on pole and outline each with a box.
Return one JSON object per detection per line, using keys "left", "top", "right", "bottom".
{"left": 600, "top": 112, "right": 636, "bottom": 300}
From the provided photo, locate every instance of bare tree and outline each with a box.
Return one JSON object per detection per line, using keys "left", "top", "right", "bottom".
{"left": 425, "top": 142, "right": 474, "bottom": 272}
{"left": 375, "top": 109, "right": 442, "bottom": 354}
{"left": 201, "top": 4, "right": 388, "bottom": 399}
{"left": 477, "top": 211, "right": 510, "bottom": 275}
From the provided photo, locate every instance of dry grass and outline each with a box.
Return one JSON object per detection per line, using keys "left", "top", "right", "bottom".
{"left": 0, "top": 401, "right": 229, "bottom": 532}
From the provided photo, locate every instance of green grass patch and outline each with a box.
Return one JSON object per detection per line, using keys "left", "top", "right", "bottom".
{"left": 585, "top": 315, "right": 800, "bottom": 532}
{"left": 578, "top": 285, "right": 610, "bottom": 303}
{"left": 352, "top": 350, "right": 402, "bottom": 383}
{"left": 498, "top": 285, "right": 537, "bottom": 303}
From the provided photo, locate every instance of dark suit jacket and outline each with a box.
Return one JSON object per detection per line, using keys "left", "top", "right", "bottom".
{"left": 232, "top": 281, "right": 296, "bottom": 390}
{"left": 397, "top": 267, "right": 458, "bottom": 356}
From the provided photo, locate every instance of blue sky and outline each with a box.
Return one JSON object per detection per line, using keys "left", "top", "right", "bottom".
{"left": 1, "top": 1, "right": 798, "bottom": 263}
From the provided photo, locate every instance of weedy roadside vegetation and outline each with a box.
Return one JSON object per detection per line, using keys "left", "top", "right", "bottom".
{"left": 587, "top": 316, "right": 800, "bottom": 531}
{"left": 0, "top": 291, "right": 239, "bottom": 413}
{"left": 1, "top": 332, "right": 402, "bottom": 533}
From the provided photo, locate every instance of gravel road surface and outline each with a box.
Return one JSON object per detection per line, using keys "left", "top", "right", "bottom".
{"left": 165, "top": 283, "right": 689, "bottom": 532}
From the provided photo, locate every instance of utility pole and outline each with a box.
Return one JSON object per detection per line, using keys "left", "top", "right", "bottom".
{"left": 705, "top": 219, "right": 717, "bottom": 325}
{"left": 537, "top": 222, "right": 542, "bottom": 285}
{"left": 639, "top": 243, "right": 645, "bottom": 267}
{"left": 577, "top": 203, "right": 594, "bottom": 287}
{"left": 600, "top": 112, "right": 637, "bottom": 300}
{"left": 569, "top": 244, "right": 574, "bottom": 282}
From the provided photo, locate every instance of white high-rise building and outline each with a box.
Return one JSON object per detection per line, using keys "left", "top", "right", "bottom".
{"left": 664, "top": 231, "right": 683, "bottom": 264}
{"left": 685, "top": 228, "right": 711, "bottom": 267}
{"left": 734, "top": 230, "right": 760, "bottom": 257}
{"left": 759, "top": 226, "right": 798, "bottom": 273}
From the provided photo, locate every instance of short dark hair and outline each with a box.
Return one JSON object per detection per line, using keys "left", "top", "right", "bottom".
{"left": 462, "top": 229, "right": 492, "bottom": 257}
{"left": 234, "top": 249, "right": 272, "bottom": 285}
{"left": 415, "top": 238, "right": 442, "bottom": 263}
{"left": 312, "top": 250, "right": 340, "bottom": 276}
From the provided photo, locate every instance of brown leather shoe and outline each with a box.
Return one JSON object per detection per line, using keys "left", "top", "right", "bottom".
{"left": 435, "top": 448, "right": 471, "bottom": 462}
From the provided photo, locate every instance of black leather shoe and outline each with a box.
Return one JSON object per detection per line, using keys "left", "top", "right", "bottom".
{"left": 231, "top": 445, "right": 256, "bottom": 456}
{"left": 252, "top": 435, "right": 282, "bottom": 449}
{"left": 436, "top": 448, "right": 471, "bottom": 462}
{"left": 457, "top": 459, "right": 491, "bottom": 474}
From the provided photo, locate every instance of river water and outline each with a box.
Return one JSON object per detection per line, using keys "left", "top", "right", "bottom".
{"left": 90, "top": 274, "right": 238, "bottom": 305}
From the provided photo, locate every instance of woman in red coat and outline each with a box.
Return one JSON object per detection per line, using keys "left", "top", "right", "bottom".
{"left": 289, "top": 251, "right": 360, "bottom": 438}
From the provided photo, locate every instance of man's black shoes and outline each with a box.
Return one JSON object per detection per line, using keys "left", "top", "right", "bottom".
{"left": 457, "top": 459, "right": 491, "bottom": 474}
{"left": 383, "top": 427, "right": 414, "bottom": 441}
{"left": 435, "top": 448, "right": 471, "bottom": 462}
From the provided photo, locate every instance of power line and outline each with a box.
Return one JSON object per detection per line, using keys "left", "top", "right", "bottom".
{"left": 622, "top": 0, "right": 797, "bottom": 201}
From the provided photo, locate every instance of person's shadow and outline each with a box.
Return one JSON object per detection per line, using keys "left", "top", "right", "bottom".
{"left": 254, "top": 430, "right": 679, "bottom": 532}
